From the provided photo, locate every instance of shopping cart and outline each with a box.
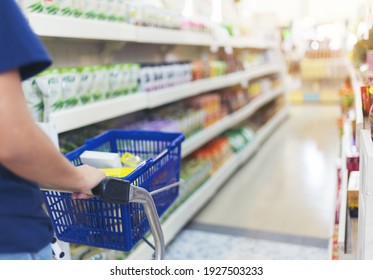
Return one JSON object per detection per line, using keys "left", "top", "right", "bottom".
{"left": 42, "top": 130, "right": 185, "bottom": 260}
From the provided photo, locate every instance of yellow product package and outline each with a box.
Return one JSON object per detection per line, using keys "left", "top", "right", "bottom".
{"left": 100, "top": 167, "right": 135, "bottom": 178}
{"left": 120, "top": 152, "right": 143, "bottom": 168}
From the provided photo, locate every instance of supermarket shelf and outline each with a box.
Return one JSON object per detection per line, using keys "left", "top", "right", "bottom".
{"left": 51, "top": 64, "right": 280, "bottom": 133}
{"left": 28, "top": 13, "right": 276, "bottom": 49}
{"left": 28, "top": 13, "right": 138, "bottom": 41}
{"left": 337, "top": 120, "right": 356, "bottom": 259}
{"left": 358, "top": 130, "right": 373, "bottom": 259}
{"left": 127, "top": 106, "right": 289, "bottom": 260}
{"left": 182, "top": 87, "right": 285, "bottom": 157}
{"left": 50, "top": 93, "right": 147, "bottom": 133}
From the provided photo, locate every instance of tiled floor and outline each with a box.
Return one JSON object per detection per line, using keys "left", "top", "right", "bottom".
{"left": 165, "top": 104, "right": 340, "bottom": 259}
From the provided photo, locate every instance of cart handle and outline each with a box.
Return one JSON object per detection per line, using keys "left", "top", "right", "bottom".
{"left": 91, "top": 177, "right": 165, "bottom": 260}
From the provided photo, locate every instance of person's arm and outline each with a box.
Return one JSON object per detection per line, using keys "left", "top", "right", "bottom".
{"left": 0, "top": 69, "right": 105, "bottom": 195}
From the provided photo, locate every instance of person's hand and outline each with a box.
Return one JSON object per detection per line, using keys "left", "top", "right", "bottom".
{"left": 72, "top": 164, "right": 105, "bottom": 199}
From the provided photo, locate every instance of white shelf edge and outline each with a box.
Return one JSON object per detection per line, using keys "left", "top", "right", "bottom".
{"left": 147, "top": 71, "right": 248, "bottom": 108}
{"left": 28, "top": 13, "right": 278, "bottom": 49}
{"left": 50, "top": 93, "right": 147, "bottom": 133}
{"left": 338, "top": 121, "right": 353, "bottom": 252}
{"left": 28, "top": 13, "right": 137, "bottom": 41}
{"left": 126, "top": 107, "right": 289, "bottom": 260}
{"left": 182, "top": 87, "right": 285, "bottom": 157}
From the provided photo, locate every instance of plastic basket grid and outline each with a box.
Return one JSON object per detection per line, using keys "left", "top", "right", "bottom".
{"left": 43, "top": 130, "right": 184, "bottom": 252}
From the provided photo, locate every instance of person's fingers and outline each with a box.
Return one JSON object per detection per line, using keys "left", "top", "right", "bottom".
{"left": 72, "top": 192, "right": 92, "bottom": 199}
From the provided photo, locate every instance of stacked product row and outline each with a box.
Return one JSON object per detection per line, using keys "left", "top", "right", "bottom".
{"left": 19, "top": 0, "right": 208, "bottom": 32}
{"left": 22, "top": 59, "right": 232, "bottom": 122}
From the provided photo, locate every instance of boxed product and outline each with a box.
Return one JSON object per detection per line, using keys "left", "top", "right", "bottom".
{"left": 80, "top": 150, "right": 122, "bottom": 168}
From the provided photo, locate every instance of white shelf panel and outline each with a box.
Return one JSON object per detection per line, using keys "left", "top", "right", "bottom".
{"left": 358, "top": 130, "right": 373, "bottom": 259}
{"left": 127, "top": 107, "right": 289, "bottom": 260}
{"left": 136, "top": 26, "right": 212, "bottom": 46}
{"left": 182, "top": 87, "right": 285, "bottom": 157}
{"left": 50, "top": 93, "right": 147, "bottom": 133}
{"left": 28, "top": 13, "right": 278, "bottom": 49}
{"left": 338, "top": 121, "right": 352, "bottom": 251}
{"left": 28, "top": 14, "right": 137, "bottom": 41}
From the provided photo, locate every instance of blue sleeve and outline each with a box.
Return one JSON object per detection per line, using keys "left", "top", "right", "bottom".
{"left": 0, "top": 0, "right": 52, "bottom": 81}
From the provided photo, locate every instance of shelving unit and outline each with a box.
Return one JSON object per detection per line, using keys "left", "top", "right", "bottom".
{"left": 25, "top": 10, "right": 289, "bottom": 260}
{"left": 357, "top": 130, "right": 373, "bottom": 259}
{"left": 127, "top": 106, "right": 289, "bottom": 260}
{"left": 336, "top": 120, "right": 355, "bottom": 259}
{"left": 51, "top": 64, "right": 280, "bottom": 134}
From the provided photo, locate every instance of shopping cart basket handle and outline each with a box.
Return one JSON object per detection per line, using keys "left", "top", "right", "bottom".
{"left": 92, "top": 177, "right": 131, "bottom": 204}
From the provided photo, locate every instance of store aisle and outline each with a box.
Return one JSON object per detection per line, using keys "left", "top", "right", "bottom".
{"left": 165, "top": 104, "right": 340, "bottom": 259}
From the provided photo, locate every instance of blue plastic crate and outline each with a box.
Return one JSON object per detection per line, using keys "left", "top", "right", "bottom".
{"left": 43, "top": 130, "right": 184, "bottom": 252}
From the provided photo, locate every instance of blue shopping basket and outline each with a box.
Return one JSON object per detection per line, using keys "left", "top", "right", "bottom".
{"left": 43, "top": 130, "right": 184, "bottom": 252}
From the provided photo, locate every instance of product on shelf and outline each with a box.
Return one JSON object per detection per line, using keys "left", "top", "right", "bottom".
{"left": 347, "top": 171, "right": 359, "bottom": 218}
{"left": 300, "top": 50, "right": 348, "bottom": 80}
{"left": 238, "top": 50, "right": 268, "bottom": 70}
{"left": 339, "top": 77, "right": 354, "bottom": 115}
{"left": 21, "top": 0, "right": 192, "bottom": 31}
{"left": 178, "top": 158, "right": 212, "bottom": 203}
{"left": 191, "top": 60, "right": 227, "bottom": 80}
{"left": 61, "top": 67, "right": 81, "bottom": 108}
{"left": 223, "top": 126, "right": 255, "bottom": 153}
{"left": 34, "top": 68, "right": 64, "bottom": 117}
{"left": 21, "top": 77, "right": 44, "bottom": 121}
{"left": 221, "top": 87, "right": 247, "bottom": 113}
{"left": 139, "top": 61, "right": 192, "bottom": 92}
{"left": 191, "top": 137, "right": 232, "bottom": 172}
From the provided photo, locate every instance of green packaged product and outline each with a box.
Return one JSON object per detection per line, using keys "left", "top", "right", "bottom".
{"left": 120, "top": 64, "right": 130, "bottom": 95}
{"left": 129, "top": 64, "right": 140, "bottom": 93}
{"left": 96, "top": 0, "right": 108, "bottom": 20}
{"left": 21, "top": 78, "right": 44, "bottom": 122}
{"left": 108, "top": 65, "right": 122, "bottom": 97}
{"left": 82, "top": 0, "right": 97, "bottom": 19}
{"left": 77, "top": 66, "right": 94, "bottom": 104}
{"left": 91, "top": 65, "right": 108, "bottom": 101}
{"left": 56, "top": 0, "right": 73, "bottom": 16}
{"left": 23, "top": 1, "right": 44, "bottom": 13}
{"left": 61, "top": 67, "right": 80, "bottom": 108}
{"left": 35, "top": 69, "right": 64, "bottom": 120}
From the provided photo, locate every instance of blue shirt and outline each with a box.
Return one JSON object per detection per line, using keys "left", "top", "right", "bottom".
{"left": 0, "top": 0, "right": 53, "bottom": 253}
